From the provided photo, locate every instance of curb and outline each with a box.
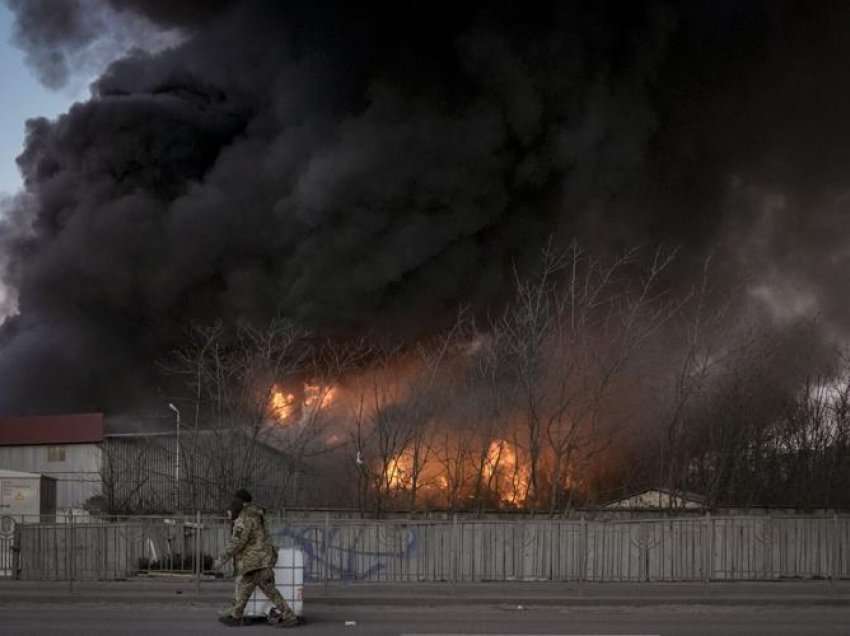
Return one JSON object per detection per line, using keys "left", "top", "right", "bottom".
{"left": 307, "top": 595, "right": 850, "bottom": 607}
{"left": 1, "top": 594, "right": 848, "bottom": 608}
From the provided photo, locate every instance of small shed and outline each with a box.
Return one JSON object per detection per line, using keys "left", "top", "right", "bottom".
{"left": 0, "top": 413, "right": 104, "bottom": 511}
{"left": 0, "top": 469, "right": 57, "bottom": 519}
{"left": 604, "top": 487, "right": 704, "bottom": 510}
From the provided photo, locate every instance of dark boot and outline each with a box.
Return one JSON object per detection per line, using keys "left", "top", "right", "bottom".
{"left": 218, "top": 615, "right": 248, "bottom": 627}
{"left": 268, "top": 607, "right": 299, "bottom": 627}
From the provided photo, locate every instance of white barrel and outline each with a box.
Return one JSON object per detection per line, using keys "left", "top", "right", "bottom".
{"left": 244, "top": 548, "right": 304, "bottom": 618}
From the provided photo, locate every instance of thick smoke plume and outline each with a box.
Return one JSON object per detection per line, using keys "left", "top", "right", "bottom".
{"left": 1, "top": 0, "right": 849, "bottom": 413}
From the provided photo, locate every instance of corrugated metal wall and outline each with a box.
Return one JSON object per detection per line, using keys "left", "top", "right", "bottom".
{"left": 0, "top": 431, "right": 296, "bottom": 514}
{"left": 0, "top": 444, "right": 101, "bottom": 510}
{"left": 0, "top": 431, "right": 293, "bottom": 513}
{"left": 102, "top": 432, "right": 296, "bottom": 513}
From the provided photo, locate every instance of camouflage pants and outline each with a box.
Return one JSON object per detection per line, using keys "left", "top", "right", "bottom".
{"left": 230, "top": 567, "right": 292, "bottom": 619}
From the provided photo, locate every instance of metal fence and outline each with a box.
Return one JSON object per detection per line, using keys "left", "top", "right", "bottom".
{"left": 3, "top": 513, "right": 849, "bottom": 583}
{"left": 7, "top": 513, "right": 223, "bottom": 582}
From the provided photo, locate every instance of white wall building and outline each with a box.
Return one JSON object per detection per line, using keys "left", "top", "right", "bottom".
{"left": 0, "top": 414, "right": 103, "bottom": 513}
{"left": 605, "top": 488, "right": 705, "bottom": 510}
{"left": 0, "top": 412, "right": 295, "bottom": 514}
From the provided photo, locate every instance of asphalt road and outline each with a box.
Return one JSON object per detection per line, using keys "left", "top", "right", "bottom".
{"left": 2, "top": 604, "right": 850, "bottom": 635}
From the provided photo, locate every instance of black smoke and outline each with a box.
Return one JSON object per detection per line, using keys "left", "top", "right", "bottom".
{"left": 1, "top": 0, "right": 849, "bottom": 413}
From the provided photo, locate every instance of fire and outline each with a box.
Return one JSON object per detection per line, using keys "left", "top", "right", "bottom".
{"left": 379, "top": 440, "right": 531, "bottom": 506}
{"left": 270, "top": 388, "right": 296, "bottom": 420}
{"left": 561, "top": 469, "right": 578, "bottom": 491}
{"left": 385, "top": 451, "right": 414, "bottom": 489}
{"left": 484, "top": 439, "right": 529, "bottom": 505}
{"left": 303, "top": 382, "right": 337, "bottom": 410}
{"left": 270, "top": 381, "right": 337, "bottom": 422}
{"left": 483, "top": 441, "right": 502, "bottom": 481}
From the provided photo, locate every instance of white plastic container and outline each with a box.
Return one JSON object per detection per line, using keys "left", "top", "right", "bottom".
{"left": 243, "top": 548, "right": 304, "bottom": 618}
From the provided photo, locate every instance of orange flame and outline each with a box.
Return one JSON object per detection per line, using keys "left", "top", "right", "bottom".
{"left": 484, "top": 439, "right": 529, "bottom": 505}
{"left": 380, "top": 439, "right": 531, "bottom": 505}
{"left": 270, "top": 382, "right": 338, "bottom": 423}
{"left": 303, "top": 383, "right": 337, "bottom": 410}
{"left": 385, "top": 451, "right": 414, "bottom": 489}
{"left": 270, "top": 387, "right": 296, "bottom": 421}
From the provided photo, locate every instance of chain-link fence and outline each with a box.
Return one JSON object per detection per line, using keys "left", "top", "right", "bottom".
{"left": 3, "top": 513, "right": 849, "bottom": 583}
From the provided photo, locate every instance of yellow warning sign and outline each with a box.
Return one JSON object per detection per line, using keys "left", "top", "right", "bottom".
{"left": 1, "top": 482, "right": 35, "bottom": 514}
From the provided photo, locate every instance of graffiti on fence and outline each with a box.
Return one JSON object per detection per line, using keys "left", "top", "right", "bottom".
{"left": 273, "top": 525, "right": 417, "bottom": 581}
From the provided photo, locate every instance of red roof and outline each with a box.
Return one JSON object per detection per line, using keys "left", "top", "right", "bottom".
{"left": 0, "top": 413, "right": 104, "bottom": 446}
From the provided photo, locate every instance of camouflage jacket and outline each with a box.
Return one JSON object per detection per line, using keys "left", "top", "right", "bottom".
{"left": 220, "top": 504, "right": 277, "bottom": 574}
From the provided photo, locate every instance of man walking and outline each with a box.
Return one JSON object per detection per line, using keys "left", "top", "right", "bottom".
{"left": 214, "top": 490, "right": 298, "bottom": 627}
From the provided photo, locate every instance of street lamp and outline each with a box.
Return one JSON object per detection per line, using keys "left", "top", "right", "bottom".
{"left": 168, "top": 403, "right": 181, "bottom": 512}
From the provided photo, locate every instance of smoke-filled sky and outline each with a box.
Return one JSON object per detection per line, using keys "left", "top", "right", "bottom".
{"left": 0, "top": 5, "right": 77, "bottom": 195}
{"left": 0, "top": 0, "right": 848, "bottom": 414}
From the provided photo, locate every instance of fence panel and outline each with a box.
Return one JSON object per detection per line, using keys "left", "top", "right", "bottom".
{"left": 10, "top": 513, "right": 850, "bottom": 583}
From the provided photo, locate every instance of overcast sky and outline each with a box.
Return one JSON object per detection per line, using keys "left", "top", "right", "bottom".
{"left": 0, "top": 4, "right": 82, "bottom": 196}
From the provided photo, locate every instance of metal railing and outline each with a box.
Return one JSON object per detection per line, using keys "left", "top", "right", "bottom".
{"left": 6, "top": 513, "right": 229, "bottom": 583}
{"left": 4, "top": 513, "right": 849, "bottom": 583}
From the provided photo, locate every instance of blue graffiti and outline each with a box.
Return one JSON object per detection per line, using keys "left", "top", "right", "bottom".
{"left": 273, "top": 525, "right": 417, "bottom": 582}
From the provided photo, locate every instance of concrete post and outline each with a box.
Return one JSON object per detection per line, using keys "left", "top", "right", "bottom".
{"left": 323, "top": 512, "right": 330, "bottom": 591}
{"left": 704, "top": 511, "right": 712, "bottom": 585}
{"left": 68, "top": 511, "right": 74, "bottom": 593}
{"left": 195, "top": 511, "right": 202, "bottom": 595}
{"left": 831, "top": 512, "right": 838, "bottom": 586}
{"left": 580, "top": 514, "right": 588, "bottom": 585}
{"left": 452, "top": 514, "right": 459, "bottom": 584}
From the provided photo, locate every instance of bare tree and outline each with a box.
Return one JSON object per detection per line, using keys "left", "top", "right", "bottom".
{"left": 343, "top": 346, "right": 416, "bottom": 516}
{"left": 146, "top": 244, "right": 850, "bottom": 514}
{"left": 432, "top": 416, "right": 476, "bottom": 511}
{"left": 653, "top": 256, "right": 746, "bottom": 500}
{"left": 493, "top": 240, "right": 681, "bottom": 511}
{"left": 681, "top": 330, "right": 793, "bottom": 508}
{"left": 756, "top": 357, "right": 850, "bottom": 509}
{"left": 162, "top": 318, "right": 313, "bottom": 510}
{"left": 403, "top": 310, "right": 474, "bottom": 509}
{"left": 450, "top": 327, "right": 516, "bottom": 512}
{"left": 99, "top": 438, "right": 154, "bottom": 513}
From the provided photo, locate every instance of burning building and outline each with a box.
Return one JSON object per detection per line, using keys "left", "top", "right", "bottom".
{"left": 1, "top": 2, "right": 850, "bottom": 512}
